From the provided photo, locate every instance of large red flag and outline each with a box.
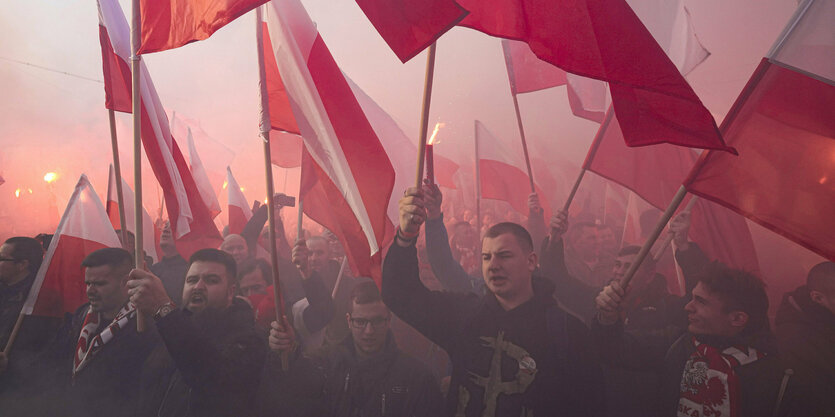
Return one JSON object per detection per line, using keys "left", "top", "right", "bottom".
{"left": 225, "top": 166, "right": 252, "bottom": 235}
{"left": 457, "top": 0, "right": 731, "bottom": 152}
{"left": 354, "top": 0, "right": 468, "bottom": 62}
{"left": 264, "top": 0, "right": 396, "bottom": 283}
{"left": 98, "top": 0, "right": 222, "bottom": 258}
{"left": 22, "top": 175, "right": 122, "bottom": 318}
{"left": 106, "top": 165, "right": 159, "bottom": 262}
{"left": 476, "top": 121, "right": 551, "bottom": 220}
{"left": 139, "top": 0, "right": 269, "bottom": 54}
{"left": 685, "top": 0, "right": 835, "bottom": 261}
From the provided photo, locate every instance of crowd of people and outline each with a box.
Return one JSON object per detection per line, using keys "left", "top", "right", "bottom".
{"left": 0, "top": 184, "right": 833, "bottom": 417}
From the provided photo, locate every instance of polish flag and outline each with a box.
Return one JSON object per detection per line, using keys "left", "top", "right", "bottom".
{"left": 226, "top": 166, "right": 252, "bottom": 235}
{"left": 476, "top": 120, "right": 550, "bottom": 220}
{"left": 685, "top": 0, "right": 835, "bottom": 261}
{"left": 263, "top": 0, "right": 395, "bottom": 282}
{"left": 22, "top": 175, "right": 122, "bottom": 318}
{"left": 501, "top": 39, "right": 566, "bottom": 94}
{"left": 98, "top": 0, "right": 222, "bottom": 258}
{"left": 105, "top": 165, "right": 159, "bottom": 262}
{"left": 139, "top": 0, "right": 269, "bottom": 54}
{"left": 169, "top": 111, "right": 236, "bottom": 198}
{"left": 187, "top": 127, "right": 221, "bottom": 219}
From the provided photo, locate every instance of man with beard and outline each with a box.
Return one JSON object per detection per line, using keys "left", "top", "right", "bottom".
{"left": 381, "top": 186, "right": 603, "bottom": 417}
{"left": 129, "top": 248, "right": 266, "bottom": 417}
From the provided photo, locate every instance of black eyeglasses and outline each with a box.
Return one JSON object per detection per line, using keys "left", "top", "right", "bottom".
{"left": 349, "top": 317, "right": 389, "bottom": 330}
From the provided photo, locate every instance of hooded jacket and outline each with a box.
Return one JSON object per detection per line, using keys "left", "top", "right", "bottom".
{"left": 382, "top": 242, "right": 604, "bottom": 417}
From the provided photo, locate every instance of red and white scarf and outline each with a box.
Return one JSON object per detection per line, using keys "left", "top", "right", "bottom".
{"left": 73, "top": 304, "right": 136, "bottom": 375}
{"left": 677, "top": 336, "right": 765, "bottom": 417}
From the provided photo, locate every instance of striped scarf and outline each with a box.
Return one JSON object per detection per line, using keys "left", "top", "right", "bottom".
{"left": 73, "top": 303, "right": 136, "bottom": 375}
{"left": 677, "top": 336, "right": 765, "bottom": 417}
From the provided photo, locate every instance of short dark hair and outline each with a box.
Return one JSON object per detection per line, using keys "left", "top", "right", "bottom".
{"left": 698, "top": 262, "right": 769, "bottom": 336}
{"left": 4, "top": 237, "right": 45, "bottom": 274}
{"left": 483, "top": 222, "right": 533, "bottom": 253}
{"left": 617, "top": 245, "right": 641, "bottom": 257}
{"left": 189, "top": 248, "right": 237, "bottom": 284}
{"left": 349, "top": 281, "right": 386, "bottom": 312}
{"left": 237, "top": 257, "right": 272, "bottom": 285}
{"left": 81, "top": 248, "right": 134, "bottom": 275}
{"left": 808, "top": 262, "right": 835, "bottom": 293}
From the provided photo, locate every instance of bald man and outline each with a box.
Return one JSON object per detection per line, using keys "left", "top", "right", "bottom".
{"left": 220, "top": 234, "right": 249, "bottom": 265}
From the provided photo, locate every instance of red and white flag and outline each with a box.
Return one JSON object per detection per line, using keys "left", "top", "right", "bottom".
{"left": 225, "top": 166, "right": 252, "bottom": 235}
{"left": 170, "top": 111, "right": 236, "bottom": 198}
{"left": 98, "top": 0, "right": 222, "bottom": 258}
{"left": 139, "top": 0, "right": 269, "bottom": 54}
{"left": 476, "top": 121, "right": 550, "bottom": 220}
{"left": 105, "top": 165, "right": 159, "bottom": 262}
{"left": 22, "top": 175, "right": 122, "bottom": 318}
{"left": 501, "top": 39, "right": 566, "bottom": 95}
{"left": 263, "top": 0, "right": 395, "bottom": 282}
{"left": 187, "top": 127, "right": 221, "bottom": 219}
{"left": 685, "top": 0, "right": 835, "bottom": 261}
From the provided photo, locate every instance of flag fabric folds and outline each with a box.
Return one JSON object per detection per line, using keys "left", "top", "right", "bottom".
{"left": 685, "top": 0, "right": 835, "bottom": 261}
{"left": 476, "top": 121, "right": 550, "bottom": 220}
{"left": 501, "top": 39, "right": 566, "bottom": 94}
{"left": 139, "top": 0, "right": 269, "bottom": 54}
{"left": 106, "top": 165, "right": 159, "bottom": 262}
{"left": 187, "top": 128, "right": 222, "bottom": 219}
{"left": 22, "top": 175, "right": 121, "bottom": 318}
{"left": 354, "top": 0, "right": 468, "bottom": 62}
{"left": 98, "top": 0, "right": 222, "bottom": 258}
{"left": 263, "top": 0, "right": 396, "bottom": 283}
{"left": 226, "top": 166, "right": 252, "bottom": 235}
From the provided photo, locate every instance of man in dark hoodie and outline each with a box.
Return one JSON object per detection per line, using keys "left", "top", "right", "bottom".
{"left": 381, "top": 186, "right": 603, "bottom": 417}
{"left": 129, "top": 248, "right": 266, "bottom": 417}
{"left": 775, "top": 261, "right": 835, "bottom": 414}
{"left": 593, "top": 259, "right": 809, "bottom": 416}
{"left": 262, "top": 280, "right": 442, "bottom": 416}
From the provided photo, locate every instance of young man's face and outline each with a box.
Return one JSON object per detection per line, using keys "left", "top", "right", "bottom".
{"left": 481, "top": 233, "right": 536, "bottom": 301}
{"left": 239, "top": 268, "right": 268, "bottom": 297}
{"left": 347, "top": 301, "right": 390, "bottom": 355}
{"left": 182, "top": 261, "right": 235, "bottom": 314}
{"left": 85, "top": 264, "right": 129, "bottom": 316}
{"left": 684, "top": 282, "right": 745, "bottom": 337}
{"left": 0, "top": 243, "right": 27, "bottom": 285}
{"left": 612, "top": 254, "right": 655, "bottom": 285}
{"left": 572, "top": 226, "right": 599, "bottom": 259}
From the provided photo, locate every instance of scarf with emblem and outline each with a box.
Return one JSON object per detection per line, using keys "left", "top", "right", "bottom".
{"left": 73, "top": 304, "right": 136, "bottom": 375}
{"left": 677, "top": 336, "right": 765, "bottom": 417}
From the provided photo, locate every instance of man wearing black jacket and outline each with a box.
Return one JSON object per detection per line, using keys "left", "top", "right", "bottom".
{"left": 381, "top": 186, "right": 603, "bottom": 417}
{"left": 129, "top": 248, "right": 266, "bottom": 417}
{"left": 262, "top": 280, "right": 442, "bottom": 417}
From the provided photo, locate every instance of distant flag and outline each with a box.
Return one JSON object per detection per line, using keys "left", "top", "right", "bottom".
{"left": 22, "top": 175, "right": 121, "bottom": 318}
{"left": 187, "top": 128, "right": 222, "bottom": 219}
{"left": 98, "top": 0, "right": 222, "bottom": 258}
{"left": 226, "top": 167, "right": 252, "bottom": 235}
{"left": 106, "top": 165, "right": 159, "bottom": 262}
{"left": 264, "top": 0, "right": 396, "bottom": 283}
{"left": 354, "top": 0, "right": 468, "bottom": 62}
{"left": 139, "top": 0, "right": 270, "bottom": 54}
{"left": 685, "top": 0, "right": 835, "bottom": 261}
{"left": 169, "top": 111, "right": 236, "bottom": 196}
{"left": 476, "top": 121, "right": 551, "bottom": 220}
{"left": 501, "top": 39, "right": 567, "bottom": 94}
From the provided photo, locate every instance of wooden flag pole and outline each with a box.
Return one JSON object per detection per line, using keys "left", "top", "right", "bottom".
{"left": 108, "top": 110, "right": 130, "bottom": 248}
{"left": 296, "top": 199, "right": 304, "bottom": 240}
{"left": 256, "top": 7, "right": 289, "bottom": 370}
{"left": 652, "top": 196, "right": 699, "bottom": 261}
{"left": 414, "top": 43, "right": 437, "bottom": 188}
{"left": 510, "top": 92, "right": 536, "bottom": 193}
{"left": 474, "top": 121, "right": 482, "bottom": 235}
{"left": 2, "top": 313, "right": 25, "bottom": 355}
{"left": 562, "top": 109, "right": 615, "bottom": 213}
{"left": 620, "top": 186, "right": 689, "bottom": 289}
{"left": 131, "top": 0, "right": 147, "bottom": 333}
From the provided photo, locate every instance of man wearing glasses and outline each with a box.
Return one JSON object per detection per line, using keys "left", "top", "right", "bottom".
{"left": 263, "top": 280, "right": 443, "bottom": 417}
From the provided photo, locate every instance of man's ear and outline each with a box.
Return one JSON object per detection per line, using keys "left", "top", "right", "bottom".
{"left": 527, "top": 251, "right": 538, "bottom": 272}
{"left": 728, "top": 311, "right": 749, "bottom": 329}
{"left": 810, "top": 290, "right": 826, "bottom": 307}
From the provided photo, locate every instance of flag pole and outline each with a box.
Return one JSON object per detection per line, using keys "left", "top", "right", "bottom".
{"left": 620, "top": 186, "right": 688, "bottom": 289}
{"left": 108, "top": 110, "right": 129, "bottom": 248}
{"left": 501, "top": 42, "right": 536, "bottom": 193}
{"left": 414, "top": 43, "right": 437, "bottom": 188}
{"left": 296, "top": 199, "right": 304, "bottom": 240}
{"left": 256, "top": 6, "right": 290, "bottom": 370}
{"left": 474, "top": 121, "right": 482, "bottom": 235}
{"left": 562, "top": 108, "right": 615, "bottom": 212}
{"left": 2, "top": 313, "right": 25, "bottom": 355}
{"left": 652, "top": 196, "right": 699, "bottom": 261}
{"left": 131, "top": 0, "right": 147, "bottom": 332}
